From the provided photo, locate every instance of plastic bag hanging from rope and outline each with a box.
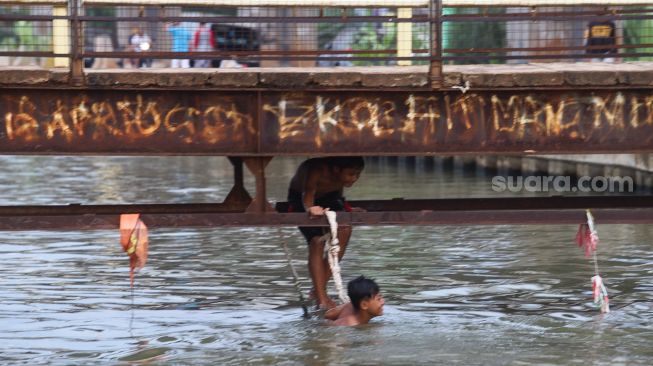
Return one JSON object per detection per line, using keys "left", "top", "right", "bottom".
{"left": 592, "top": 275, "right": 610, "bottom": 313}
{"left": 575, "top": 210, "right": 609, "bottom": 314}
{"left": 120, "top": 214, "right": 149, "bottom": 287}
{"left": 575, "top": 223, "right": 598, "bottom": 258}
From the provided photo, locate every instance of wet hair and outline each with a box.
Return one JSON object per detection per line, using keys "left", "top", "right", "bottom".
{"left": 348, "top": 275, "right": 379, "bottom": 310}
{"left": 325, "top": 156, "right": 365, "bottom": 171}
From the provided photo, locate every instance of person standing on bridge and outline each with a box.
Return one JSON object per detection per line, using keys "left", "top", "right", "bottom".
{"left": 191, "top": 22, "right": 214, "bottom": 68}
{"left": 286, "top": 157, "right": 366, "bottom": 310}
{"left": 128, "top": 27, "right": 152, "bottom": 68}
{"left": 585, "top": 20, "right": 617, "bottom": 63}
{"left": 166, "top": 21, "right": 192, "bottom": 68}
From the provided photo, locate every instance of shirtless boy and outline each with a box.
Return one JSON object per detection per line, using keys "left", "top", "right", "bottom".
{"left": 326, "top": 276, "right": 384, "bottom": 326}
{"left": 287, "top": 157, "right": 365, "bottom": 310}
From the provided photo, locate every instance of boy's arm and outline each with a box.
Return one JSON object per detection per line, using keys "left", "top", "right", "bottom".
{"left": 303, "top": 168, "right": 325, "bottom": 216}
{"left": 324, "top": 303, "right": 351, "bottom": 320}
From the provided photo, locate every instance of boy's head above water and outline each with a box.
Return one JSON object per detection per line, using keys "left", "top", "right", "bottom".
{"left": 349, "top": 275, "right": 384, "bottom": 317}
{"left": 327, "top": 276, "right": 384, "bottom": 326}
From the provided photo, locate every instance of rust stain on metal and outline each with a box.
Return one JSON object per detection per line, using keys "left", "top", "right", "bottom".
{"left": 0, "top": 196, "right": 651, "bottom": 230}
{"left": 0, "top": 209, "right": 652, "bottom": 231}
{"left": 2, "top": 89, "right": 653, "bottom": 154}
{"left": 2, "top": 91, "right": 256, "bottom": 153}
{"left": 262, "top": 91, "right": 653, "bottom": 154}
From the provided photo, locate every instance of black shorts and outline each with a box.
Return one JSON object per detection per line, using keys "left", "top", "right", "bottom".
{"left": 287, "top": 189, "right": 345, "bottom": 243}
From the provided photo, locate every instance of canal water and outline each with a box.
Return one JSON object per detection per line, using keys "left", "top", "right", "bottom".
{"left": 1, "top": 156, "right": 652, "bottom": 365}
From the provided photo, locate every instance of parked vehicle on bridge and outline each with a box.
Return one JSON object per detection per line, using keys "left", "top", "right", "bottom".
{"left": 210, "top": 24, "right": 260, "bottom": 68}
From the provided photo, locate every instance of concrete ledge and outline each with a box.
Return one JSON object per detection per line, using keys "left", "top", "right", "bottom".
{"left": 259, "top": 69, "right": 313, "bottom": 88}
{"left": 447, "top": 64, "right": 564, "bottom": 88}
{"left": 2, "top": 62, "right": 653, "bottom": 89}
{"left": 309, "top": 70, "right": 362, "bottom": 87}
{"left": 0, "top": 67, "right": 67, "bottom": 85}
{"left": 358, "top": 66, "right": 429, "bottom": 87}
{"left": 537, "top": 154, "right": 653, "bottom": 173}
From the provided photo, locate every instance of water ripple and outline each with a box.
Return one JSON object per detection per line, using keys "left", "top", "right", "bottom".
{"left": 0, "top": 157, "right": 652, "bottom": 365}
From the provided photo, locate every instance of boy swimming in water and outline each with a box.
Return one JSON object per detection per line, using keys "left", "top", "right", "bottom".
{"left": 326, "top": 276, "right": 384, "bottom": 326}
{"left": 287, "top": 157, "right": 365, "bottom": 310}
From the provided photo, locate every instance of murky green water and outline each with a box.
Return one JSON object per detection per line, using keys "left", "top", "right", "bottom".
{"left": 1, "top": 156, "right": 652, "bottom": 365}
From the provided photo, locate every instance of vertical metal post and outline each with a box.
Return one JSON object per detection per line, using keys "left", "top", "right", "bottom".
{"left": 243, "top": 157, "right": 274, "bottom": 213}
{"left": 280, "top": 8, "right": 290, "bottom": 67}
{"left": 429, "top": 0, "right": 443, "bottom": 89}
{"left": 222, "top": 157, "right": 253, "bottom": 211}
{"left": 70, "top": 0, "right": 84, "bottom": 84}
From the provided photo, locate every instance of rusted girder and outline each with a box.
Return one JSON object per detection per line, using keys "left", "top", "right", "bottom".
{"left": 3, "top": 89, "right": 653, "bottom": 155}
{"left": 286, "top": 196, "right": 653, "bottom": 212}
{"left": 0, "top": 209, "right": 651, "bottom": 231}
{"left": 222, "top": 157, "right": 252, "bottom": 210}
{"left": 243, "top": 157, "right": 275, "bottom": 213}
{"left": 0, "top": 196, "right": 650, "bottom": 230}
{"left": 1, "top": 196, "right": 649, "bottom": 216}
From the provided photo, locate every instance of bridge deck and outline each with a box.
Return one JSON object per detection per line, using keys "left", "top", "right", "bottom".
{"left": 2, "top": 62, "right": 653, "bottom": 156}
{"left": 3, "top": 62, "right": 653, "bottom": 90}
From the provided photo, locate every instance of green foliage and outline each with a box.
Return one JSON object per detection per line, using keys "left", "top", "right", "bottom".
{"left": 352, "top": 23, "right": 394, "bottom": 49}
{"left": 85, "top": 7, "right": 116, "bottom": 32}
{"left": 0, "top": 6, "right": 66, "bottom": 52}
{"left": 623, "top": 20, "right": 653, "bottom": 61}
{"left": 317, "top": 8, "right": 360, "bottom": 50}
{"left": 0, "top": 20, "right": 50, "bottom": 52}
{"left": 444, "top": 8, "right": 506, "bottom": 64}
{"left": 318, "top": 23, "right": 345, "bottom": 50}
{"left": 350, "top": 23, "right": 394, "bottom": 66}
{"left": 349, "top": 21, "right": 429, "bottom": 66}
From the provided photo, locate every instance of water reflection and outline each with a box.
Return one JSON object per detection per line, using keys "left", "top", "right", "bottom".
{"left": 0, "top": 156, "right": 652, "bottom": 365}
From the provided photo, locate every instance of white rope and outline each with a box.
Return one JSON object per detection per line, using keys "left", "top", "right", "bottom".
{"left": 322, "top": 210, "right": 349, "bottom": 304}
{"left": 586, "top": 210, "right": 600, "bottom": 277}
{"left": 586, "top": 210, "right": 610, "bottom": 313}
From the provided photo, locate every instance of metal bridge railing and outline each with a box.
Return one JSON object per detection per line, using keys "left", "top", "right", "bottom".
{"left": 1, "top": 0, "right": 653, "bottom": 81}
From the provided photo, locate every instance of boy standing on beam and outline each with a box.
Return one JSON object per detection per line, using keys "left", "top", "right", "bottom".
{"left": 287, "top": 156, "right": 365, "bottom": 310}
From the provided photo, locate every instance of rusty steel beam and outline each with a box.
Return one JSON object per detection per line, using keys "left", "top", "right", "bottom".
{"left": 0, "top": 202, "right": 243, "bottom": 216}
{"left": 0, "top": 196, "right": 650, "bottom": 230}
{"left": 285, "top": 195, "right": 653, "bottom": 212}
{"left": 0, "top": 195, "right": 649, "bottom": 216}
{"left": 3, "top": 89, "right": 653, "bottom": 155}
{"left": 0, "top": 209, "right": 651, "bottom": 231}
